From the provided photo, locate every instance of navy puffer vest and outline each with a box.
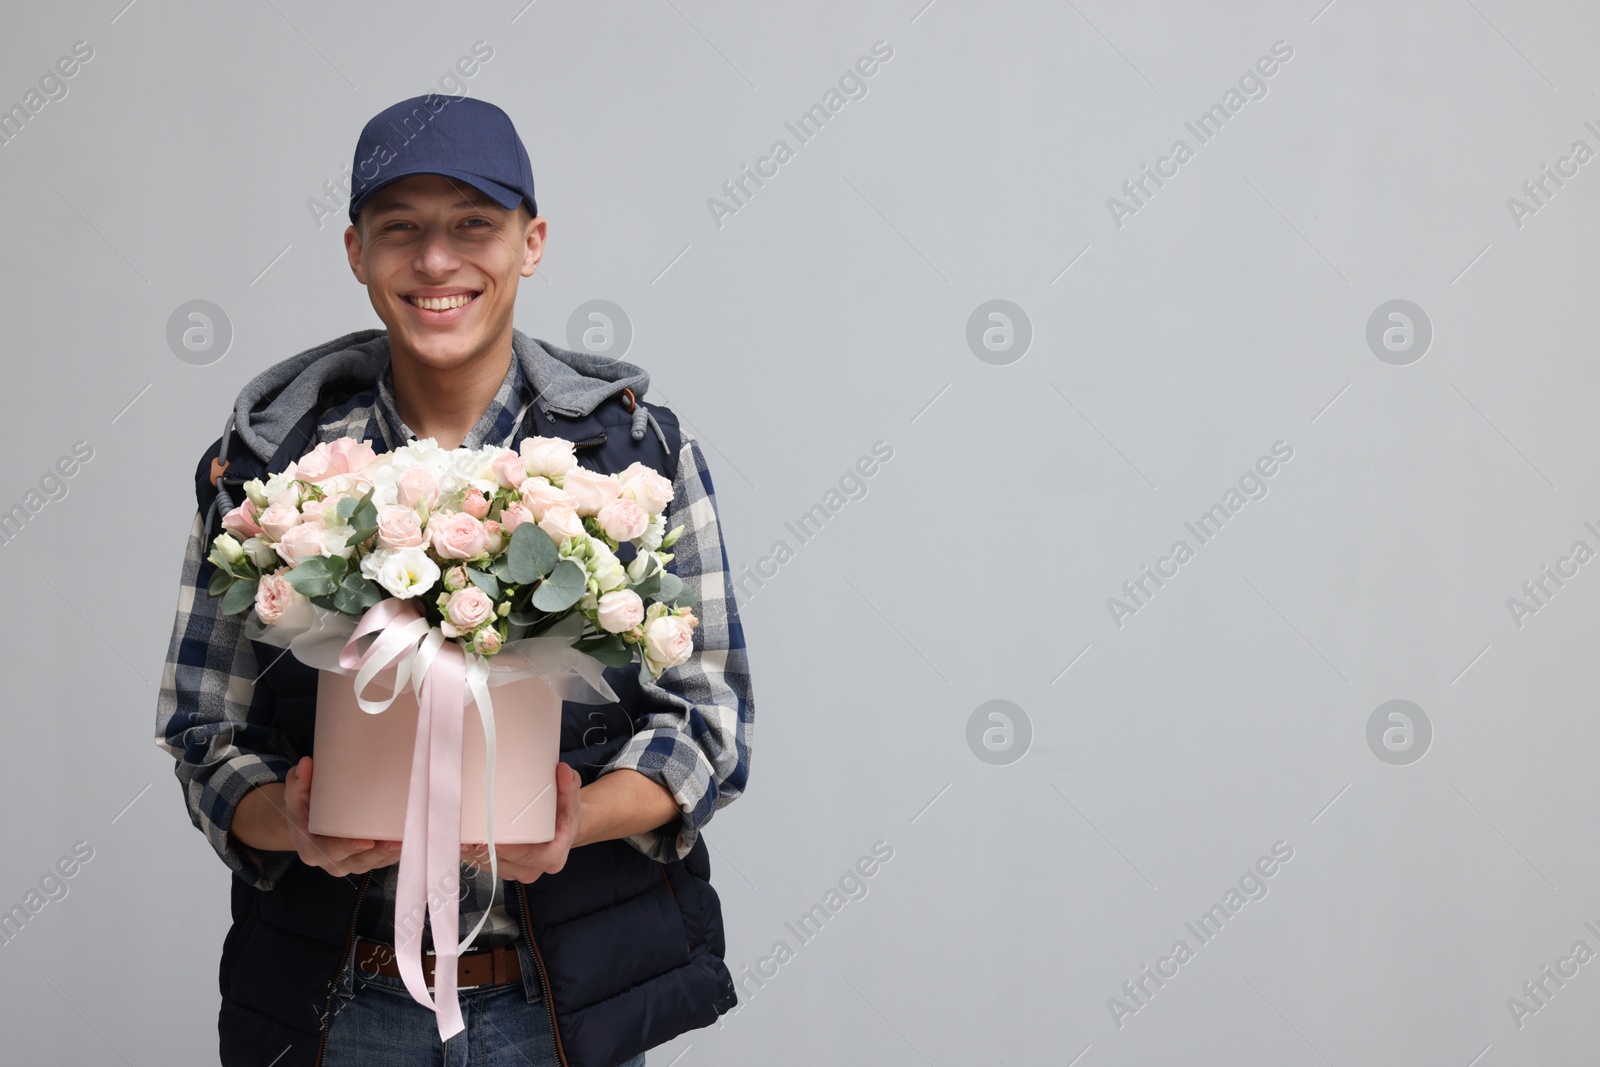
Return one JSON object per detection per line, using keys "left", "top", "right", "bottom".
{"left": 193, "top": 377, "right": 736, "bottom": 1067}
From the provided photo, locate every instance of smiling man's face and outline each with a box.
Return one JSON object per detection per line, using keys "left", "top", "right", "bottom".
{"left": 343, "top": 172, "right": 544, "bottom": 373}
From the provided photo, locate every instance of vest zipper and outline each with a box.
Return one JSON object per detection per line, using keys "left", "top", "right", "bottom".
{"left": 315, "top": 868, "right": 374, "bottom": 1067}
{"left": 516, "top": 879, "right": 570, "bottom": 1067}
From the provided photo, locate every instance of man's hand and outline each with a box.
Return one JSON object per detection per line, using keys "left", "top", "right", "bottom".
{"left": 282, "top": 756, "right": 403, "bottom": 878}
{"left": 461, "top": 761, "right": 584, "bottom": 884}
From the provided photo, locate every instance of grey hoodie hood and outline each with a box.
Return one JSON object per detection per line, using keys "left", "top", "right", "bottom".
{"left": 227, "top": 326, "right": 662, "bottom": 465}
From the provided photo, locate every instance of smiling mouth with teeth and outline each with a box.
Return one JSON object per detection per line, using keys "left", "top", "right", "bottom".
{"left": 405, "top": 292, "right": 480, "bottom": 311}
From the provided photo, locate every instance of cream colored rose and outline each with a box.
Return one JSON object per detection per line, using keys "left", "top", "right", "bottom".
{"left": 562, "top": 468, "right": 622, "bottom": 517}
{"left": 376, "top": 504, "right": 424, "bottom": 550}
{"left": 618, "top": 462, "right": 674, "bottom": 516}
{"left": 642, "top": 610, "right": 697, "bottom": 676}
{"left": 597, "top": 497, "right": 649, "bottom": 542}
{"left": 397, "top": 466, "right": 441, "bottom": 509}
{"left": 596, "top": 589, "right": 645, "bottom": 634}
{"left": 273, "top": 523, "right": 326, "bottom": 567}
{"left": 537, "top": 504, "right": 586, "bottom": 548}
{"left": 517, "top": 477, "right": 575, "bottom": 522}
{"left": 520, "top": 436, "right": 577, "bottom": 479}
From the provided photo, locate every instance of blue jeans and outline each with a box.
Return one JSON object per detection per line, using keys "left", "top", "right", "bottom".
{"left": 323, "top": 941, "right": 646, "bottom": 1067}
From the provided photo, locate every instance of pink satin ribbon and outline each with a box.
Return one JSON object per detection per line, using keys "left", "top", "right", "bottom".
{"left": 337, "top": 599, "right": 473, "bottom": 1042}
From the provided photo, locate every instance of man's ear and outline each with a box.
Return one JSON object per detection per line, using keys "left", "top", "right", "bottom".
{"left": 344, "top": 223, "right": 367, "bottom": 284}
{"left": 521, "top": 216, "right": 546, "bottom": 278}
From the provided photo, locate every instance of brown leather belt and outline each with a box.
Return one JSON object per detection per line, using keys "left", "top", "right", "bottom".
{"left": 354, "top": 937, "right": 523, "bottom": 992}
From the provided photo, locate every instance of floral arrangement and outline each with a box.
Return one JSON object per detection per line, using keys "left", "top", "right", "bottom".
{"left": 204, "top": 435, "right": 699, "bottom": 682}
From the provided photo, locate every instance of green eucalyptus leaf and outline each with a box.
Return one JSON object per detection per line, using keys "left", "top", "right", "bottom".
{"left": 507, "top": 521, "right": 558, "bottom": 584}
{"left": 207, "top": 566, "right": 234, "bottom": 598}
{"left": 467, "top": 567, "right": 500, "bottom": 599}
{"left": 530, "top": 558, "right": 586, "bottom": 612}
{"left": 220, "top": 578, "right": 258, "bottom": 615}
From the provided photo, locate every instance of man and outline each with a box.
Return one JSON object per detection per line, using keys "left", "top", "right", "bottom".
{"left": 154, "top": 94, "right": 753, "bottom": 1067}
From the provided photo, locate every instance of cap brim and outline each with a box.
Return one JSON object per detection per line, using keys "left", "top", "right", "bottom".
{"left": 349, "top": 167, "right": 526, "bottom": 222}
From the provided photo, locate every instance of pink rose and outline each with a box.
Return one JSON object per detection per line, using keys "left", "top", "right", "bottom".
{"left": 293, "top": 445, "right": 333, "bottom": 483}
{"left": 274, "top": 523, "right": 326, "bottom": 567}
{"left": 519, "top": 436, "right": 577, "bottom": 479}
{"left": 499, "top": 502, "right": 534, "bottom": 532}
{"left": 482, "top": 519, "right": 505, "bottom": 556}
{"left": 376, "top": 504, "right": 424, "bottom": 550}
{"left": 597, "top": 498, "right": 649, "bottom": 542}
{"left": 537, "top": 504, "right": 586, "bottom": 548}
{"left": 444, "top": 586, "right": 495, "bottom": 630}
{"left": 491, "top": 449, "right": 528, "bottom": 489}
{"left": 618, "top": 462, "right": 674, "bottom": 516}
{"left": 397, "top": 466, "right": 441, "bottom": 509}
{"left": 258, "top": 502, "right": 302, "bottom": 542}
{"left": 472, "top": 627, "right": 503, "bottom": 655}
{"left": 429, "top": 511, "right": 489, "bottom": 560}
{"left": 326, "top": 437, "right": 377, "bottom": 475}
{"left": 443, "top": 565, "right": 469, "bottom": 592}
{"left": 562, "top": 467, "right": 622, "bottom": 517}
{"left": 642, "top": 610, "right": 697, "bottom": 676}
{"left": 221, "top": 498, "right": 261, "bottom": 539}
{"left": 254, "top": 572, "right": 305, "bottom": 625}
{"left": 462, "top": 487, "right": 491, "bottom": 519}
{"left": 516, "top": 477, "right": 575, "bottom": 521}
{"left": 596, "top": 589, "right": 645, "bottom": 634}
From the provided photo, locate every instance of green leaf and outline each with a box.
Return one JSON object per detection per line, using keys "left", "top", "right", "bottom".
{"left": 286, "top": 563, "right": 336, "bottom": 597}
{"left": 573, "top": 633, "right": 633, "bottom": 668}
{"left": 655, "top": 572, "right": 684, "bottom": 603}
{"left": 631, "top": 573, "right": 662, "bottom": 601}
{"left": 220, "top": 578, "right": 258, "bottom": 615}
{"left": 490, "top": 556, "right": 517, "bottom": 583}
{"left": 466, "top": 567, "right": 500, "bottom": 599}
{"left": 207, "top": 566, "right": 234, "bottom": 598}
{"left": 530, "top": 558, "right": 586, "bottom": 612}
{"left": 506, "top": 522, "right": 558, "bottom": 584}
{"left": 336, "top": 496, "right": 360, "bottom": 521}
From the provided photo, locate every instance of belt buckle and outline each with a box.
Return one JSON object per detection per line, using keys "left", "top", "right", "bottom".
{"left": 423, "top": 945, "right": 483, "bottom": 993}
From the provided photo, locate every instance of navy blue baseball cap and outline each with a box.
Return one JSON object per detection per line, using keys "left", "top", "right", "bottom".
{"left": 346, "top": 94, "right": 537, "bottom": 224}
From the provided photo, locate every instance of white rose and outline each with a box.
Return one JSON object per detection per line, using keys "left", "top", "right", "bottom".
{"left": 241, "top": 535, "right": 279, "bottom": 568}
{"left": 366, "top": 546, "right": 441, "bottom": 599}
{"left": 520, "top": 436, "right": 577, "bottom": 479}
{"left": 638, "top": 513, "right": 665, "bottom": 552}
{"left": 596, "top": 589, "right": 645, "bottom": 633}
{"left": 318, "top": 523, "right": 360, "bottom": 559}
{"left": 262, "top": 471, "right": 302, "bottom": 509}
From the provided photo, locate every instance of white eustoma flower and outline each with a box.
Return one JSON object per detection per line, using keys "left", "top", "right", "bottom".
{"left": 365, "top": 545, "right": 441, "bottom": 599}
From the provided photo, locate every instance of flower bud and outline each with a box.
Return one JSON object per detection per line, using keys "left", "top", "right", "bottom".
{"left": 211, "top": 533, "right": 246, "bottom": 567}
{"left": 443, "top": 565, "right": 468, "bottom": 592}
{"left": 243, "top": 478, "right": 269, "bottom": 509}
{"left": 660, "top": 523, "right": 685, "bottom": 549}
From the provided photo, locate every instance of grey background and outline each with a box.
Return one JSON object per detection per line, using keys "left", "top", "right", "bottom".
{"left": 2, "top": 0, "right": 1596, "bottom": 1064}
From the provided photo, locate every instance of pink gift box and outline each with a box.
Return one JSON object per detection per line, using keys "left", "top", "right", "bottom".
{"left": 307, "top": 665, "right": 561, "bottom": 845}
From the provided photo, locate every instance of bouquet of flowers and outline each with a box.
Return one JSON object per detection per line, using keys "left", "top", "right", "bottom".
{"left": 204, "top": 434, "right": 700, "bottom": 683}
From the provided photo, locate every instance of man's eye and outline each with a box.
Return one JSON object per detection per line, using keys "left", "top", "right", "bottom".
{"left": 383, "top": 221, "right": 413, "bottom": 231}
{"left": 463, "top": 217, "right": 492, "bottom": 228}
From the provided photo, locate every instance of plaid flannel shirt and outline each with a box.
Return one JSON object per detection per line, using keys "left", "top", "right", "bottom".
{"left": 154, "top": 353, "right": 753, "bottom": 950}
